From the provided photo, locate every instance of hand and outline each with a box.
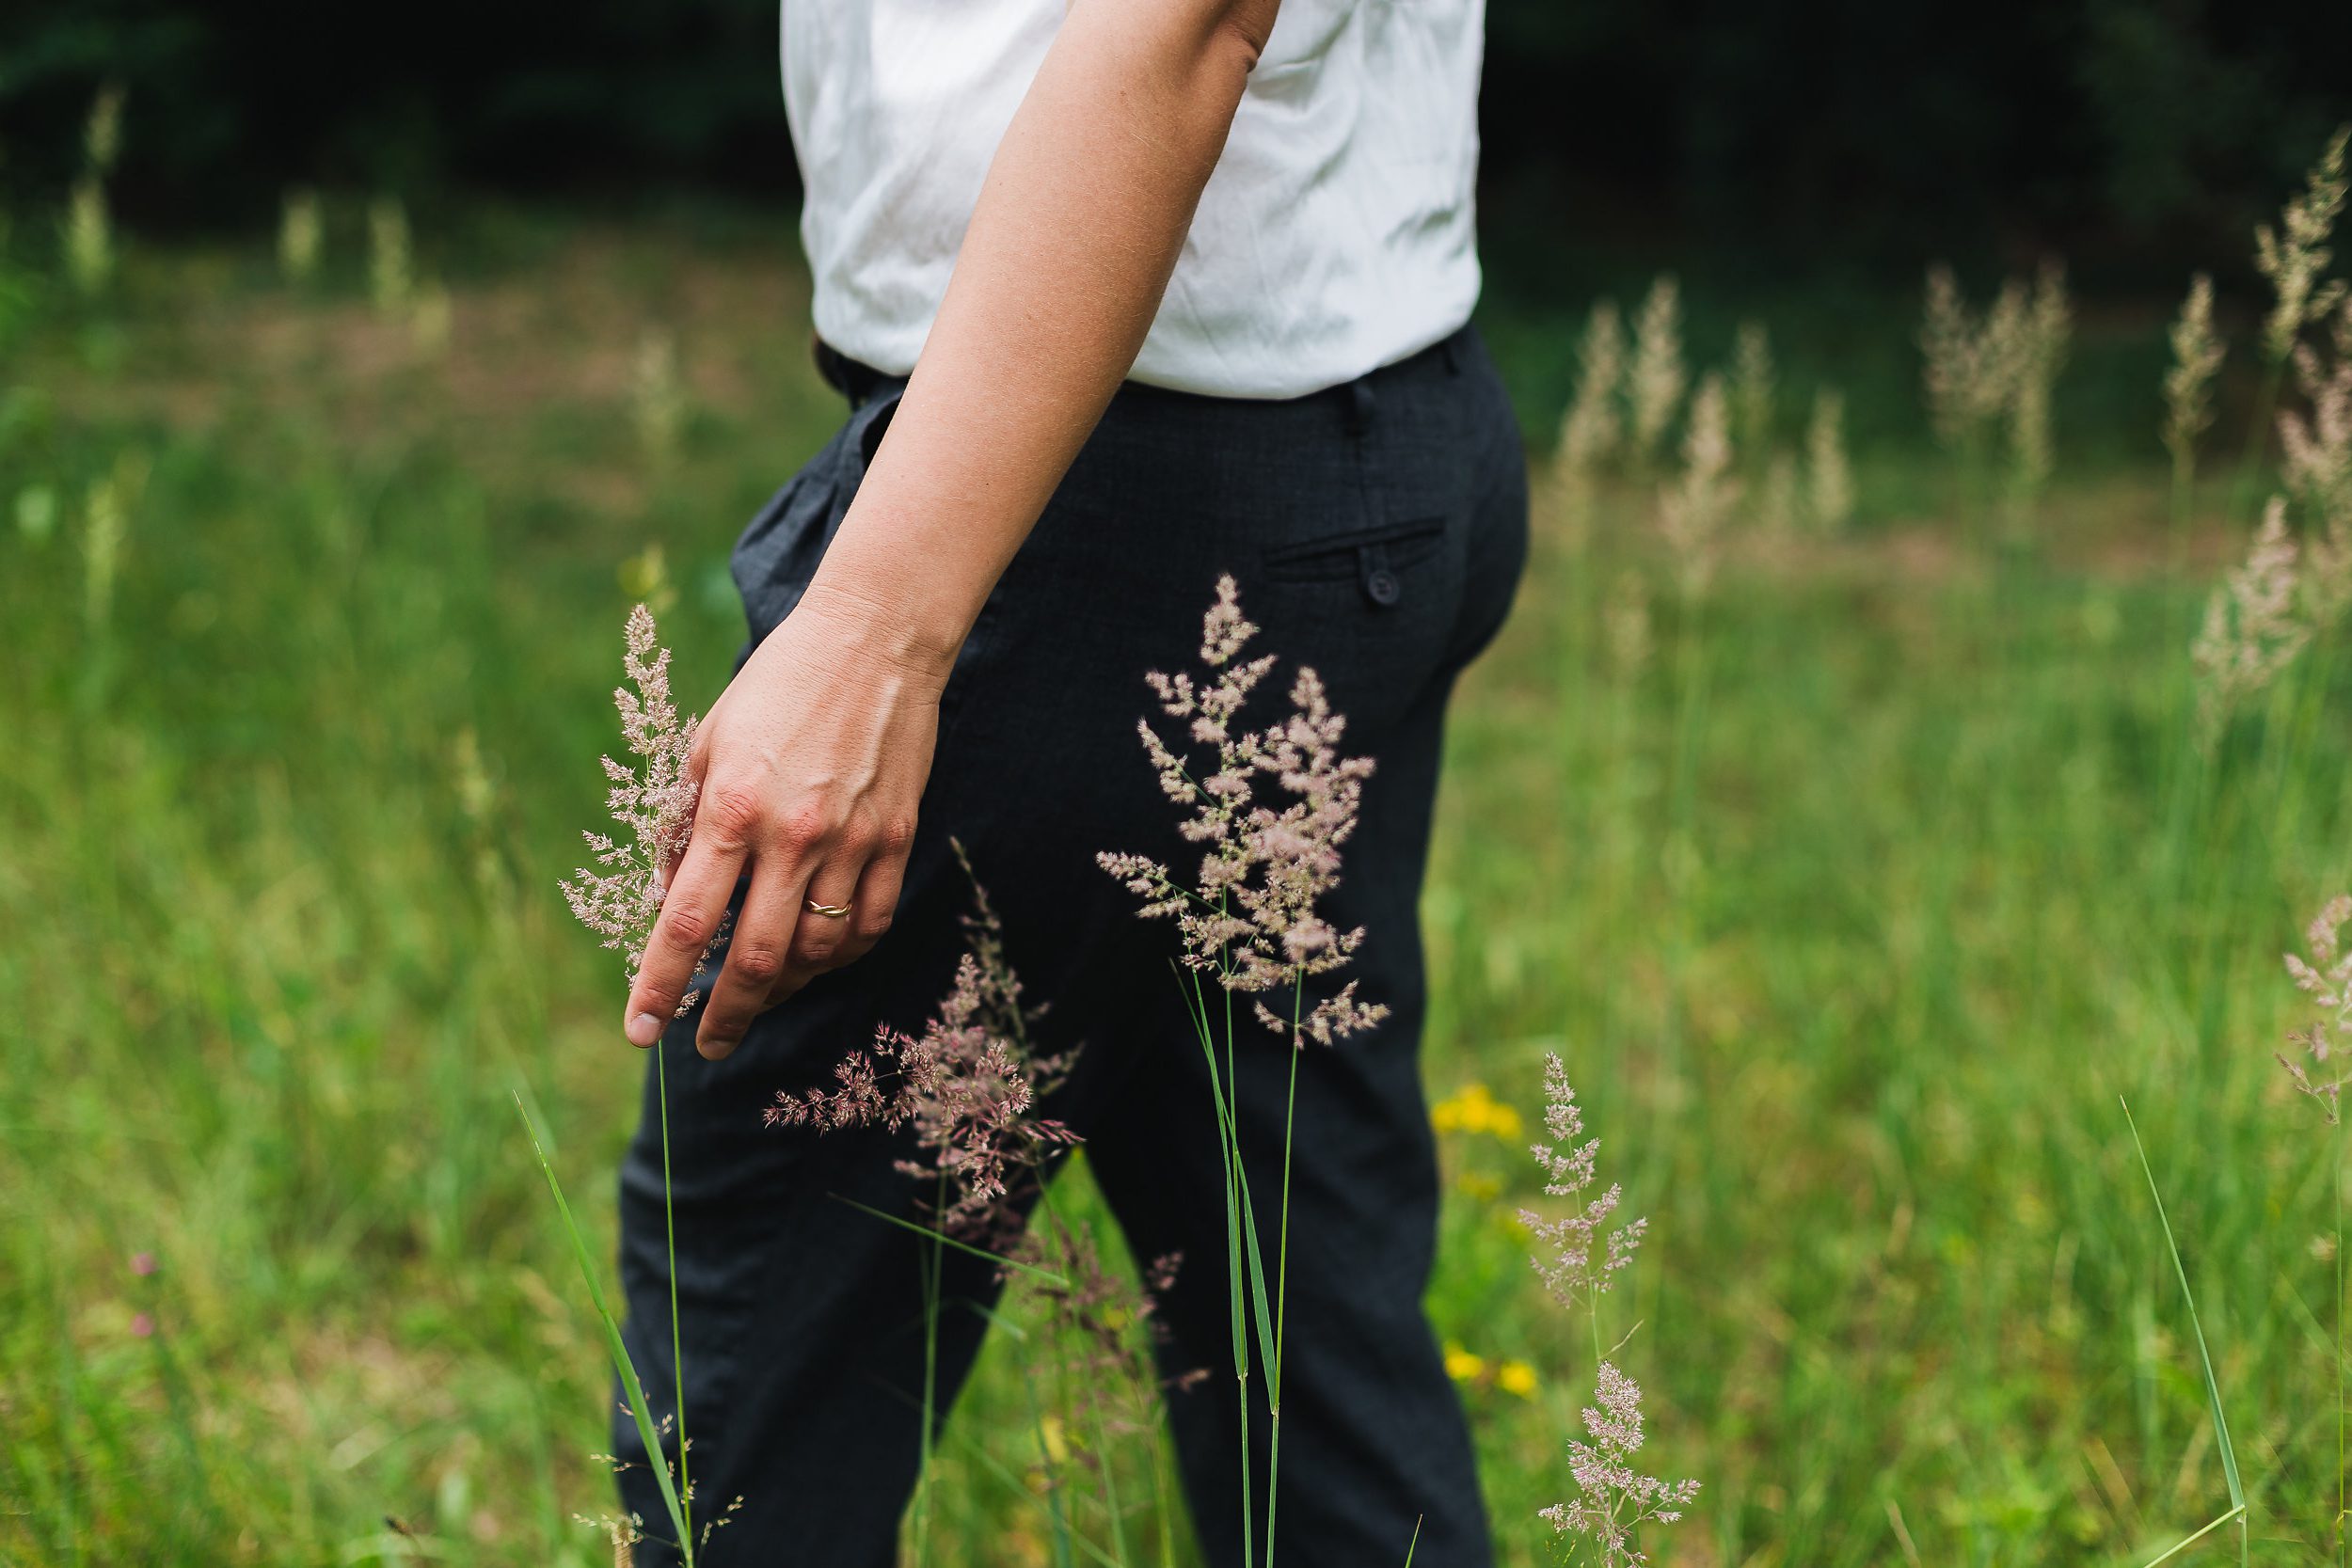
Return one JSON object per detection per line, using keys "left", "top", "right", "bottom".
{"left": 624, "top": 581, "right": 951, "bottom": 1058}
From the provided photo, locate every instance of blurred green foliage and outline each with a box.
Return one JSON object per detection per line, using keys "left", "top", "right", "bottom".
{"left": 4, "top": 219, "right": 2345, "bottom": 1564}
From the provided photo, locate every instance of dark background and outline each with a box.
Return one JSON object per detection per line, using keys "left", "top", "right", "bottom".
{"left": 5, "top": 0, "right": 2348, "bottom": 284}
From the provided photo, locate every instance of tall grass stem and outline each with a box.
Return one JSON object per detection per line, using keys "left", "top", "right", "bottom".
{"left": 825, "top": 1194, "right": 1070, "bottom": 1285}
{"left": 513, "top": 1093, "right": 693, "bottom": 1564}
{"left": 657, "top": 1044, "right": 691, "bottom": 1545}
{"left": 1263, "top": 978, "right": 1305, "bottom": 1566}
{"left": 914, "top": 1167, "right": 948, "bottom": 1568}
{"left": 2140, "top": 1504, "right": 2249, "bottom": 1568}
{"left": 2121, "top": 1096, "right": 2248, "bottom": 1568}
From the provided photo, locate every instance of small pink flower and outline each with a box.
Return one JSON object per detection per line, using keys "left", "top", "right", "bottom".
{"left": 2282, "top": 892, "right": 2352, "bottom": 1121}
{"left": 1520, "top": 1054, "right": 1645, "bottom": 1311}
{"left": 131, "top": 1312, "right": 155, "bottom": 1338}
{"left": 771, "top": 851, "right": 1077, "bottom": 1244}
{"left": 1097, "top": 578, "right": 1389, "bottom": 1050}
{"left": 1541, "top": 1361, "right": 1699, "bottom": 1564}
{"left": 564, "top": 605, "right": 717, "bottom": 1004}
{"left": 131, "top": 1251, "right": 157, "bottom": 1276}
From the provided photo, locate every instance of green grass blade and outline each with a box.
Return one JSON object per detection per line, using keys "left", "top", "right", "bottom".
{"left": 827, "top": 1193, "right": 1070, "bottom": 1286}
{"left": 961, "top": 1295, "right": 1033, "bottom": 1343}
{"left": 1403, "top": 1515, "right": 1422, "bottom": 1567}
{"left": 657, "top": 1044, "right": 691, "bottom": 1536}
{"left": 2121, "top": 1096, "right": 2248, "bottom": 1555}
{"left": 1016, "top": 1352, "right": 1076, "bottom": 1568}
{"left": 2137, "top": 1504, "right": 2248, "bottom": 1568}
{"left": 514, "top": 1093, "right": 693, "bottom": 1562}
{"left": 1235, "top": 1178, "right": 1279, "bottom": 1396}
{"left": 1179, "top": 970, "right": 1249, "bottom": 1385}
{"left": 1176, "top": 962, "right": 1279, "bottom": 1382}
{"left": 867, "top": 1366, "right": 1132, "bottom": 1568}
{"left": 1180, "top": 961, "right": 1257, "bottom": 1568}
{"left": 949, "top": 1425, "right": 1132, "bottom": 1568}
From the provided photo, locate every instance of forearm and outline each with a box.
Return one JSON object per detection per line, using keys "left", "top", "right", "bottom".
{"left": 802, "top": 0, "right": 1277, "bottom": 673}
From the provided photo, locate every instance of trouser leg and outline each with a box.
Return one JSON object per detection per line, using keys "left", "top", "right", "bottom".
{"left": 612, "top": 325, "right": 1526, "bottom": 1567}
{"left": 1082, "top": 671, "right": 1493, "bottom": 1568}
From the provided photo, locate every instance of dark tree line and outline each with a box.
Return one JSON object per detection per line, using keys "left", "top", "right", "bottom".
{"left": 2, "top": 0, "right": 2345, "bottom": 273}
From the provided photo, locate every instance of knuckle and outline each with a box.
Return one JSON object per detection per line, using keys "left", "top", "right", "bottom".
{"left": 774, "top": 800, "right": 834, "bottom": 856}
{"left": 727, "top": 941, "right": 786, "bottom": 987}
{"left": 853, "top": 908, "right": 895, "bottom": 943}
{"left": 791, "top": 928, "right": 845, "bottom": 968}
{"left": 874, "top": 814, "right": 918, "bottom": 857}
{"left": 660, "top": 905, "right": 717, "bottom": 955}
{"left": 703, "top": 783, "right": 767, "bottom": 846}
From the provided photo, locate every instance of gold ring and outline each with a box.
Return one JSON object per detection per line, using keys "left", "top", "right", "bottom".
{"left": 803, "top": 898, "right": 852, "bottom": 920}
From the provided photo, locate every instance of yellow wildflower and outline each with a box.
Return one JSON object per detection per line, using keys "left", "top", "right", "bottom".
{"left": 1430, "top": 1084, "right": 1525, "bottom": 1140}
{"left": 1442, "top": 1341, "right": 1486, "bottom": 1382}
{"left": 1496, "top": 1360, "right": 1539, "bottom": 1399}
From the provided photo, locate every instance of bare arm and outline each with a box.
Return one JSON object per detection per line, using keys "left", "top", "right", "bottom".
{"left": 626, "top": 0, "right": 1281, "bottom": 1055}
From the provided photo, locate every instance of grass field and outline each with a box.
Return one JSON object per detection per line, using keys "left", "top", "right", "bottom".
{"left": 2, "top": 198, "right": 2347, "bottom": 1566}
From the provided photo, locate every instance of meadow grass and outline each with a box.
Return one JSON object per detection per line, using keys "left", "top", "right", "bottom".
{"left": 1, "top": 203, "right": 2345, "bottom": 1565}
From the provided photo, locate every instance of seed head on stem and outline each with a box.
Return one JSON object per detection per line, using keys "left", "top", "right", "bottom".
{"left": 1539, "top": 1362, "right": 1701, "bottom": 1567}
{"left": 770, "top": 861, "right": 1077, "bottom": 1241}
{"left": 2255, "top": 126, "right": 2350, "bottom": 365}
{"left": 564, "top": 605, "right": 719, "bottom": 1011}
{"left": 1099, "top": 576, "right": 1388, "bottom": 1046}
{"left": 2190, "top": 498, "right": 2311, "bottom": 747}
{"left": 2282, "top": 894, "right": 2352, "bottom": 1120}
{"left": 2164, "top": 274, "right": 2226, "bottom": 473}
{"left": 1519, "top": 1053, "right": 1645, "bottom": 1313}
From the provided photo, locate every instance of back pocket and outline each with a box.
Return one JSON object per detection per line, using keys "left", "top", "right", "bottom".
{"left": 1264, "top": 517, "right": 1444, "bottom": 580}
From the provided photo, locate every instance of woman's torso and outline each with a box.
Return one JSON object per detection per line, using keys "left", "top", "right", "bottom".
{"left": 782, "top": 0, "right": 1486, "bottom": 400}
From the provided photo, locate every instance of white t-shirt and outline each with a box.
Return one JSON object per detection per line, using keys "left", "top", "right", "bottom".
{"left": 782, "top": 0, "right": 1485, "bottom": 400}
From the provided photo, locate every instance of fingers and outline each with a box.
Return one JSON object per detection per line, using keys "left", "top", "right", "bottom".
{"left": 844, "top": 847, "right": 908, "bottom": 957}
{"left": 691, "top": 862, "right": 808, "bottom": 1060}
{"left": 805, "top": 853, "right": 873, "bottom": 951}
{"left": 628, "top": 773, "right": 919, "bottom": 1051}
{"left": 776, "top": 808, "right": 913, "bottom": 982}
{"left": 755, "top": 817, "right": 916, "bottom": 1012}
{"left": 622, "top": 785, "right": 755, "bottom": 1047}
{"left": 749, "top": 859, "right": 858, "bottom": 1000}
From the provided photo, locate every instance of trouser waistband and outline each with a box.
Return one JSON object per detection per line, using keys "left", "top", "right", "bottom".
{"left": 811, "top": 336, "right": 892, "bottom": 407}
{"left": 811, "top": 326, "right": 1473, "bottom": 415}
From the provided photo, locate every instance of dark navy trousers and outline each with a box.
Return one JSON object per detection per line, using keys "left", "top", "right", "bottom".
{"left": 615, "top": 325, "right": 1528, "bottom": 1566}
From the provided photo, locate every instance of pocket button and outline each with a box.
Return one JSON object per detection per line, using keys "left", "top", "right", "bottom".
{"left": 1364, "top": 566, "right": 1401, "bottom": 607}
